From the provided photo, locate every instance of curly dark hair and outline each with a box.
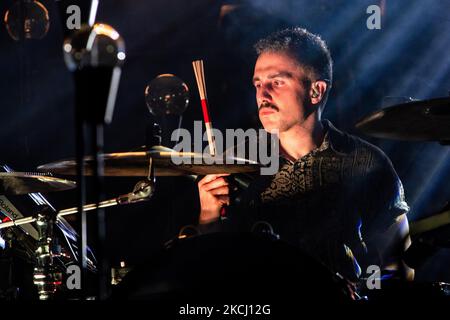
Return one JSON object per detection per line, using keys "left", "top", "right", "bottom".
{"left": 254, "top": 27, "right": 333, "bottom": 86}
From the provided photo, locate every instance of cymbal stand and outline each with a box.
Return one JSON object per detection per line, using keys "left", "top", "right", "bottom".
{"left": 0, "top": 230, "right": 20, "bottom": 300}
{"left": 32, "top": 206, "right": 62, "bottom": 300}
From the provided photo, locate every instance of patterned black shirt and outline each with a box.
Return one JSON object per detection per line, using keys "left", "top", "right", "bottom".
{"left": 202, "top": 120, "right": 409, "bottom": 281}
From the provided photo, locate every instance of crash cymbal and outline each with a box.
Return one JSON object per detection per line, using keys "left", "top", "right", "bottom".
{"left": 37, "top": 146, "right": 261, "bottom": 177}
{"left": 0, "top": 172, "right": 76, "bottom": 195}
{"left": 355, "top": 97, "right": 450, "bottom": 141}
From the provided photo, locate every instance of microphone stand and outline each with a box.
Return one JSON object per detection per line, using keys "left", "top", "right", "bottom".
{"left": 65, "top": 22, "right": 125, "bottom": 299}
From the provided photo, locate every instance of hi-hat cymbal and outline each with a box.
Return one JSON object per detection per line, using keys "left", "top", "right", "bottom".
{"left": 0, "top": 172, "right": 76, "bottom": 195}
{"left": 37, "top": 146, "right": 261, "bottom": 177}
{"left": 355, "top": 97, "right": 450, "bottom": 141}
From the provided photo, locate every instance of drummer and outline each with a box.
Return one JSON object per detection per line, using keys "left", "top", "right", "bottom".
{"left": 196, "top": 27, "right": 414, "bottom": 283}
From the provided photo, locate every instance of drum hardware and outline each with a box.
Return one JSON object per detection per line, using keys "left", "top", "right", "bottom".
{"left": 251, "top": 221, "right": 280, "bottom": 240}
{"left": 0, "top": 165, "right": 99, "bottom": 300}
{"left": 116, "top": 179, "right": 154, "bottom": 205}
{"left": 177, "top": 225, "right": 201, "bottom": 239}
{"left": 3, "top": 206, "right": 64, "bottom": 301}
{"left": 434, "top": 282, "right": 450, "bottom": 296}
{"left": 0, "top": 179, "right": 155, "bottom": 231}
{"left": 0, "top": 175, "right": 155, "bottom": 300}
{"left": 0, "top": 228, "right": 32, "bottom": 300}
{"left": 162, "top": 225, "right": 201, "bottom": 250}
{"left": 1, "top": 226, "right": 36, "bottom": 262}
{"left": 32, "top": 206, "right": 62, "bottom": 300}
{"left": 111, "top": 261, "right": 132, "bottom": 286}
{"left": 333, "top": 272, "right": 365, "bottom": 301}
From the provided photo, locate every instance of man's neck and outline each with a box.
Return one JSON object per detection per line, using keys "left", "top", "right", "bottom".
{"left": 279, "top": 116, "right": 325, "bottom": 162}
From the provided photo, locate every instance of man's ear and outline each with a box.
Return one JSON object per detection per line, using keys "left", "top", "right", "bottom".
{"left": 309, "top": 80, "right": 328, "bottom": 105}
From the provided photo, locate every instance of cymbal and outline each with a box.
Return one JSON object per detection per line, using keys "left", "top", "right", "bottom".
{"left": 355, "top": 97, "right": 450, "bottom": 141}
{"left": 37, "top": 146, "right": 261, "bottom": 177}
{"left": 0, "top": 172, "right": 76, "bottom": 195}
{"left": 410, "top": 205, "right": 450, "bottom": 237}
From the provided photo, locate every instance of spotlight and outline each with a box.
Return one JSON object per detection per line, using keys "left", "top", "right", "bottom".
{"left": 145, "top": 74, "right": 190, "bottom": 117}
{"left": 4, "top": 0, "right": 50, "bottom": 41}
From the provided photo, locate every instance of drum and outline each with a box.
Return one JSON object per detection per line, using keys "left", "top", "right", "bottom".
{"left": 362, "top": 279, "right": 450, "bottom": 302}
{"left": 112, "top": 232, "right": 350, "bottom": 302}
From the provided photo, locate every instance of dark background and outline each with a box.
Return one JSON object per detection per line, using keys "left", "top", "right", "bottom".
{"left": 0, "top": 0, "right": 449, "bottom": 282}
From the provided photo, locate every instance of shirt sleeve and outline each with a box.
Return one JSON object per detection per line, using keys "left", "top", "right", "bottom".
{"left": 358, "top": 149, "right": 410, "bottom": 271}
{"left": 361, "top": 151, "right": 409, "bottom": 236}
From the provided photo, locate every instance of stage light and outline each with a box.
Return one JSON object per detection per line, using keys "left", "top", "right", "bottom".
{"left": 145, "top": 74, "right": 190, "bottom": 116}
{"left": 63, "top": 23, "right": 126, "bottom": 70}
{"left": 4, "top": 0, "right": 50, "bottom": 41}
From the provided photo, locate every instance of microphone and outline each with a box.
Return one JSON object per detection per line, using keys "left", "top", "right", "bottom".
{"left": 64, "top": 27, "right": 126, "bottom": 124}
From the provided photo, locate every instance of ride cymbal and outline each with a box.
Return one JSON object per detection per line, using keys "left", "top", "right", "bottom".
{"left": 38, "top": 146, "right": 261, "bottom": 177}
{"left": 355, "top": 97, "right": 450, "bottom": 141}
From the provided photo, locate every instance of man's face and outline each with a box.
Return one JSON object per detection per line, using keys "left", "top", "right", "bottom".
{"left": 253, "top": 52, "right": 311, "bottom": 133}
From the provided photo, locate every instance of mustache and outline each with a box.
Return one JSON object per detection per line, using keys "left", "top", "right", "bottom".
{"left": 258, "top": 102, "right": 279, "bottom": 112}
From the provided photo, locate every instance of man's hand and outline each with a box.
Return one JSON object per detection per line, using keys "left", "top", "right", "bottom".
{"left": 198, "top": 174, "right": 230, "bottom": 224}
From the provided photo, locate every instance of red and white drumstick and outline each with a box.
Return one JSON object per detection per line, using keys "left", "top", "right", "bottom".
{"left": 192, "top": 59, "right": 216, "bottom": 156}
